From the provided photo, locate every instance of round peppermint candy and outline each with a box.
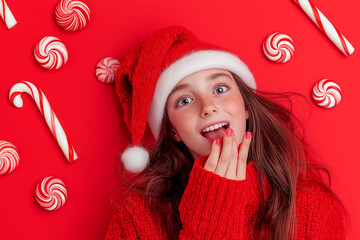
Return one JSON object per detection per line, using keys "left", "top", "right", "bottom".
{"left": 0, "top": 140, "right": 20, "bottom": 175}
{"left": 35, "top": 176, "right": 67, "bottom": 211}
{"left": 263, "top": 32, "right": 295, "bottom": 63}
{"left": 55, "top": 0, "right": 90, "bottom": 31}
{"left": 312, "top": 79, "right": 342, "bottom": 108}
{"left": 95, "top": 57, "right": 120, "bottom": 84}
{"left": 34, "top": 36, "right": 68, "bottom": 70}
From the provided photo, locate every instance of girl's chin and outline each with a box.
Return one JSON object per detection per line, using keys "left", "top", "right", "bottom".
{"left": 190, "top": 145, "right": 212, "bottom": 159}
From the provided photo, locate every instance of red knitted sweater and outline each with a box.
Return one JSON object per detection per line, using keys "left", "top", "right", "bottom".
{"left": 105, "top": 156, "right": 345, "bottom": 239}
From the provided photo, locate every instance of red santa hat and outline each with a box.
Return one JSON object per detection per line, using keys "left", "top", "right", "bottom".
{"left": 116, "top": 25, "right": 256, "bottom": 173}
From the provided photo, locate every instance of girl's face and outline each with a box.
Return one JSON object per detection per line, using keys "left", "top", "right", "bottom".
{"left": 166, "top": 69, "right": 249, "bottom": 159}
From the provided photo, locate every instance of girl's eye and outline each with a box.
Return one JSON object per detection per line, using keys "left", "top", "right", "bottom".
{"left": 176, "top": 97, "right": 193, "bottom": 107}
{"left": 214, "top": 85, "right": 228, "bottom": 94}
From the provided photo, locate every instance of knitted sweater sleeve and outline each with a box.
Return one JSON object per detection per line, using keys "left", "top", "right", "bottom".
{"left": 105, "top": 155, "right": 250, "bottom": 239}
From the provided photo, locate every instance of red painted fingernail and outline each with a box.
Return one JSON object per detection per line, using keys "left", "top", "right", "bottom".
{"left": 246, "top": 132, "right": 252, "bottom": 139}
{"left": 215, "top": 139, "right": 223, "bottom": 145}
{"left": 226, "top": 128, "right": 233, "bottom": 136}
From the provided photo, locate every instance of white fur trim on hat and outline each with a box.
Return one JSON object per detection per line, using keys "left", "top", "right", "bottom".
{"left": 148, "top": 50, "right": 256, "bottom": 140}
{"left": 121, "top": 146, "right": 149, "bottom": 173}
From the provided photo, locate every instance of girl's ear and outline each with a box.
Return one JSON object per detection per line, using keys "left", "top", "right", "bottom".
{"left": 171, "top": 129, "right": 182, "bottom": 142}
{"left": 245, "top": 110, "right": 250, "bottom": 120}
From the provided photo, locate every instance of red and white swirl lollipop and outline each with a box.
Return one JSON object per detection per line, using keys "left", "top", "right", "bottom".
{"left": 35, "top": 176, "right": 67, "bottom": 211}
{"left": 312, "top": 79, "right": 342, "bottom": 108}
{"left": 0, "top": 140, "right": 20, "bottom": 175}
{"left": 34, "top": 36, "right": 68, "bottom": 70}
{"left": 55, "top": 0, "right": 90, "bottom": 31}
{"left": 95, "top": 57, "right": 120, "bottom": 84}
{"left": 263, "top": 33, "right": 295, "bottom": 63}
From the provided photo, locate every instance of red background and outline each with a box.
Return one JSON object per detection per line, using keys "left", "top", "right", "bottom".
{"left": 1, "top": 0, "right": 359, "bottom": 239}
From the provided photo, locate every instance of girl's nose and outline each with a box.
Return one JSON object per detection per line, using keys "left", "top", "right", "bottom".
{"left": 200, "top": 98, "right": 218, "bottom": 117}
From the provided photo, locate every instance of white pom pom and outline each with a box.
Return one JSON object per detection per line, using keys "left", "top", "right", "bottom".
{"left": 121, "top": 146, "right": 149, "bottom": 173}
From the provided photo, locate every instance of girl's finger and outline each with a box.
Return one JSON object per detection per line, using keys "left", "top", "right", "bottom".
{"left": 224, "top": 131, "right": 238, "bottom": 180}
{"left": 214, "top": 128, "right": 234, "bottom": 177}
{"left": 236, "top": 131, "right": 252, "bottom": 180}
{"left": 204, "top": 138, "right": 222, "bottom": 172}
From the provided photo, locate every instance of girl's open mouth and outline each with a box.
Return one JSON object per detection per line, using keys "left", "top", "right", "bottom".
{"left": 201, "top": 122, "right": 229, "bottom": 142}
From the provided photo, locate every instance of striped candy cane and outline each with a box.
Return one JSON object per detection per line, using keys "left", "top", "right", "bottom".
{"left": 0, "top": 0, "right": 17, "bottom": 29}
{"left": 293, "top": 0, "right": 355, "bottom": 56}
{"left": 9, "top": 81, "right": 78, "bottom": 162}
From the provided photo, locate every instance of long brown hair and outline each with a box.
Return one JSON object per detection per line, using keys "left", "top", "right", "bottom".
{"left": 116, "top": 72, "right": 346, "bottom": 239}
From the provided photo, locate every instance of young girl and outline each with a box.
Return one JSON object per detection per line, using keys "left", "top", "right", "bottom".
{"left": 105, "top": 26, "right": 346, "bottom": 239}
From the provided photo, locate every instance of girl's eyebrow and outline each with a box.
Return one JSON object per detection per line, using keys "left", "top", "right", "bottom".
{"left": 169, "top": 72, "right": 231, "bottom": 96}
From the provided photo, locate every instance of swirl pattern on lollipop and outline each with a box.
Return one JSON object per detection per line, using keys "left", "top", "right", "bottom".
{"left": 55, "top": 0, "right": 90, "bottom": 31}
{"left": 0, "top": 140, "right": 20, "bottom": 175}
{"left": 34, "top": 36, "right": 68, "bottom": 70}
{"left": 312, "top": 79, "right": 342, "bottom": 108}
{"left": 263, "top": 33, "right": 295, "bottom": 63}
{"left": 95, "top": 57, "right": 120, "bottom": 84}
{"left": 36, "top": 176, "right": 67, "bottom": 211}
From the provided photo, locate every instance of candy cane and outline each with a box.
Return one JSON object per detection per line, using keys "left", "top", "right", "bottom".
{"left": 9, "top": 81, "right": 78, "bottom": 162}
{"left": 293, "top": 0, "right": 355, "bottom": 56}
{"left": 0, "top": 0, "right": 17, "bottom": 29}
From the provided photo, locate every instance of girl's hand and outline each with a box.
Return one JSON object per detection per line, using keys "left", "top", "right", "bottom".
{"left": 204, "top": 128, "right": 252, "bottom": 180}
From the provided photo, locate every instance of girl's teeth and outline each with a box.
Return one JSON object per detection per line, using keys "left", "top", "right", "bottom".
{"left": 203, "top": 123, "right": 228, "bottom": 133}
